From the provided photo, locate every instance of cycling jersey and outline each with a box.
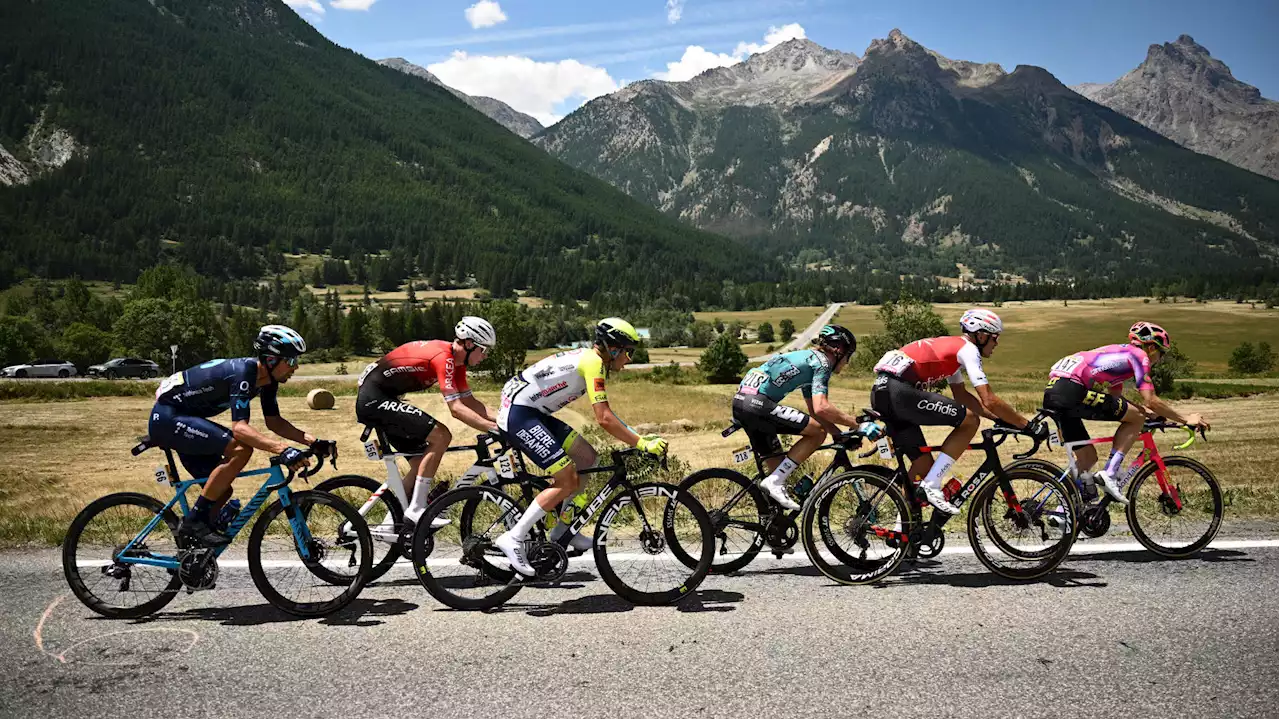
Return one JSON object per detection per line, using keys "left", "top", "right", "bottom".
{"left": 155, "top": 357, "right": 279, "bottom": 423}
{"left": 738, "top": 350, "right": 832, "bottom": 402}
{"left": 359, "top": 340, "right": 470, "bottom": 400}
{"left": 1048, "top": 344, "right": 1154, "bottom": 392}
{"left": 499, "top": 348, "right": 608, "bottom": 415}
{"left": 873, "top": 336, "right": 988, "bottom": 388}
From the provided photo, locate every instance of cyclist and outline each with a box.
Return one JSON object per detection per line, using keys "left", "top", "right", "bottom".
{"left": 150, "top": 325, "right": 331, "bottom": 546}
{"left": 734, "top": 325, "right": 860, "bottom": 511}
{"left": 492, "top": 318, "right": 667, "bottom": 576}
{"left": 1043, "top": 321, "right": 1210, "bottom": 504}
{"left": 870, "top": 308, "right": 1032, "bottom": 515}
{"left": 356, "top": 317, "right": 499, "bottom": 534}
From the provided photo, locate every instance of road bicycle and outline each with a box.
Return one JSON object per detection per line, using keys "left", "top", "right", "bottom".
{"left": 1006, "top": 413, "right": 1222, "bottom": 557}
{"left": 799, "top": 413, "right": 1078, "bottom": 585}
{"left": 409, "top": 443, "right": 714, "bottom": 610}
{"left": 315, "top": 425, "right": 518, "bottom": 583}
{"left": 674, "top": 416, "right": 885, "bottom": 574}
{"left": 62, "top": 440, "right": 372, "bottom": 619}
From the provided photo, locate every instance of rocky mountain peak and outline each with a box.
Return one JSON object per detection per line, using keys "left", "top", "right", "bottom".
{"left": 666, "top": 37, "right": 858, "bottom": 108}
{"left": 377, "top": 57, "right": 544, "bottom": 138}
{"left": 866, "top": 28, "right": 927, "bottom": 57}
{"left": 379, "top": 57, "right": 443, "bottom": 85}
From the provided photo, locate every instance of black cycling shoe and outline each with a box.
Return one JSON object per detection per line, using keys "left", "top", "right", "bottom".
{"left": 179, "top": 516, "right": 232, "bottom": 547}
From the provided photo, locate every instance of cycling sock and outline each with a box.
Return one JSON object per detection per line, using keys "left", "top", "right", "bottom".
{"left": 511, "top": 503, "right": 547, "bottom": 539}
{"left": 192, "top": 496, "right": 214, "bottom": 521}
{"left": 765, "top": 457, "right": 799, "bottom": 484}
{"left": 1105, "top": 449, "right": 1126, "bottom": 476}
{"left": 921, "top": 453, "right": 956, "bottom": 490}
{"left": 406, "top": 475, "right": 433, "bottom": 520}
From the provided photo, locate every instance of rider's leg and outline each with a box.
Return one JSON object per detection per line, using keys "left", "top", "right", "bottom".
{"left": 551, "top": 438, "right": 598, "bottom": 551}
{"left": 1072, "top": 443, "right": 1099, "bottom": 474}
{"left": 917, "top": 410, "right": 978, "bottom": 515}
{"left": 1095, "top": 403, "right": 1144, "bottom": 504}
{"left": 198, "top": 439, "right": 253, "bottom": 507}
{"left": 498, "top": 462, "right": 582, "bottom": 576}
{"left": 759, "top": 419, "right": 825, "bottom": 510}
{"left": 405, "top": 423, "right": 452, "bottom": 524}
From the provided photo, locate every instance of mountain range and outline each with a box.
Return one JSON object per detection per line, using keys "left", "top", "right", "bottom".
{"left": 377, "top": 58, "right": 544, "bottom": 139}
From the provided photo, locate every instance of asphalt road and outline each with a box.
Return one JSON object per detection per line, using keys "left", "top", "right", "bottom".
{"left": 3, "top": 539, "right": 1276, "bottom": 719}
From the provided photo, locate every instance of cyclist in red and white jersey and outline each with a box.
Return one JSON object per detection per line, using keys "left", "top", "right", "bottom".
{"left": 870, "top": 308, "right": 1032, "bottom": 514}
{"left": 356, "top": 317, "right": 499, "bottom": 531}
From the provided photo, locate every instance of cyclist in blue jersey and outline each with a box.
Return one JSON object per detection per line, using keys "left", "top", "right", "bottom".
{"left": 149, "top": 325, "right": 333, "bottom": 546}
{"left": 733, "top": 325, "right": 860, "bottom": 510}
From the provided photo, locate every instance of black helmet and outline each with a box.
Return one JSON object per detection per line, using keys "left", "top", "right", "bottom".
{"left": 815, "top": 324, "right": 856, "bottom": 357}
{"left": 253, "top": 325, "right": 307, "bottom": 359}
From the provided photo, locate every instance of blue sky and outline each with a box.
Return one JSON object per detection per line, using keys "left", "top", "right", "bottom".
{"left": 286, "top": 0, "right": 1280, "bottom": 126}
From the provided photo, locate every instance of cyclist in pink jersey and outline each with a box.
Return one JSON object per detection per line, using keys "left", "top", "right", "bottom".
{"left": 1043, "top": 321, "right": 1210, "bottom": 504}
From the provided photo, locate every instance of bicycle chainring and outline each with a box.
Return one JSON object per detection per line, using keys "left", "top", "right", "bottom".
{"left": 917, "top": 532, "right": 945, "bottom": 558}
{"left": 764, "top": 515, "right": 798, "bottom": 550}
{"left": 529, "top": 541, "right": 568, "bottom": 582}
{"left": 1081, "top": 505, "right": 1111, "bottom": 538}
{"left": 178, "top": 549, "right": 219, "bottom": 590}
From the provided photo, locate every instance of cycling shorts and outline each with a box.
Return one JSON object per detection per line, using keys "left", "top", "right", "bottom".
{"left": 355, "top": 382, "right": 439, "bottom": 455}
{"left": 731, "top": 392, "right": 810, "bottom": 457}
{"left": 148, "top": 402, "right": 234, "bottom": 480}
{"left": 1042, "top": 377, "right": 1129, "bottom": 443}
{"left": 498, "top": 404, "right": 581, "bottom": 473}
{"left": 870, "top": 374, "right": 967, "bottom": 459}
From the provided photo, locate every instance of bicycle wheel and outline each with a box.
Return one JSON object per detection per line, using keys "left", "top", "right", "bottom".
{"left": 593, "top": 482, "right": 713, "bottom": 605}
{"left": 411, "top": 485, "right": 523, "bottom": 611}
{"left": 801, "top": 470, "right": 912, "bottom": 586}
{"left": 968, "top": 469, "right": 1077, "bottom": 580}
{"left": 672, "top": 467, "right": 767, "bottom": 574}
{"left": 314, "top": 474, "right": 402, "bottom": 583}
{"left": 247, "top": 490, "right": 372, "bottom": 617}
{"left": 62, "top": 492, "right": 183, "bottom": 619}
{"left": 1127, "top": 456, "right": 1222, "bottom": 557}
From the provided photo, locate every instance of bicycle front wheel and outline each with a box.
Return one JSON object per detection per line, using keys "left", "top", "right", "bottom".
{"left": 314, "top": 473, "right": 402, "bottom": 583}
{"left": 62, "top": 492, "right": 183, "bottom": 619}
{"left": 801, "top": 470, "right": 912, "bottom": 586}
{"left": 411, "top": 486, "right": 523, "bottom": 611}
{"left": 247, "top": 490, "right": 372, "bottom": 617}
{"left": 673, "top": 467, "right": 767, "bottom": 574}
{"left": 1127, "top": 456, "right": 1222, "bottom": 557}
{"left": 593, "top": 482, "right": 713, "bottom": 605}
{"left": 969, "top": 469, "right": 1077, "bottom": 580}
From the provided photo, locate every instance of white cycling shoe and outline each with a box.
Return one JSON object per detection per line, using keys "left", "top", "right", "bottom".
{"left": 550, "top": 524, "right": 593, "bottom": 553}
{"left": 921, "top": 485, "right": 960, "bottom": 515}
{"left": 370, "top": 520, "right": 399, "bottom": 544}
{"left": 404, "top": 508, "right": 452, "bottom": 530}
{"left": 494, "top": 532, "right": 536, "bottom": 577}
{"left": 1096, "top": 470, "right": 1128, "bottom": 505}
{"left": 759, "top": 476, "right": 801, "bottom": 511}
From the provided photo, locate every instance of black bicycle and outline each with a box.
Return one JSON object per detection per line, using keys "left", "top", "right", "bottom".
{"left": 800, "top": 413, "right": 1079, "bottom": 585}
{"left": 674, "top": 417, "right": 885, "bottom": 574}
{"left": 409, "top": 443, "right": 715, "bottom": 610}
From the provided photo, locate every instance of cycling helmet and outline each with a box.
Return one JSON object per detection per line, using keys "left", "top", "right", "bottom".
{"left": 960, "top": 308, "right": 1003, "bottom": 335}
{"left": 595, "top": 317, "right": 640, "bottom": 351}
{"left": 455, "top": 316, "right": 497, "bottom": 349}
{"left": 815, "top": 324, "right": 856, "bottom": 358}
{"left": 1128, "top": 321, "right": 1171, "bottom": 352}
{"left": 254, "top": 325, "right": 307, "bottom": 359}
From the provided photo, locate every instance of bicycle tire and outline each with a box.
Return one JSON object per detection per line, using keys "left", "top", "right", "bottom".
{"left": 800, "top": 470, "right": 913, "bottom": 586}
{"left": 593, "top": 482, "right": 713, "bottom": 605}
{"left": 411, "top": 485, "right": 523, "bottom": 611}
{"left": 314, "top": 473, "right": 403, "bottom": 583}
{"left": 62, "top": 492, "right": 183, "bottom": 619}
{"left": 979, "top": 463, "right": 1076, "bottom": 560}
{"left": 673, "top": 467, "right": 767, "bottom": 574}
{"left": 247, "top": 490, "right": 372, "bottom": 617}
{"left": 1126, "top": 456, "right": 1223, "bottom": 557}
{"left": 967, "top": 469, "right": 1077, "bottom": 580}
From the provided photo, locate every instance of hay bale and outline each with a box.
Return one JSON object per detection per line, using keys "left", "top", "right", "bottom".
{"left": 306, "top": 388, "right": 335, "bottom": 410}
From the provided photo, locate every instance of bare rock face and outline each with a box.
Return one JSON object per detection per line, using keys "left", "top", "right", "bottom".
{"left": 1073, "top": 35, "right": 1277, "bottom": 179}
{"left": 378, "top": 58, "right": 544, "bottom": 139}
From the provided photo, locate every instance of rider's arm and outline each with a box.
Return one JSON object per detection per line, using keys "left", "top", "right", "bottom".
{"left": 805, "top": 394, "right": 840, "bottom": 435}
{"left": 1137, "top": 388, "right": 1207, "bottom": 428}
{"left": 810, "top": 393, "right": 858, "bottom": 429}
{"left": 973, "top": 385, "right": 1029, "bottom": 427}
{"left": 581, "top": 353, "right": 641, "bottom": 446}
{"left": 233, "top": 419, "right": 291, "bottom": 453}
{"left": 954, "top": 342, "right": 1028, "bottom": 427}
{"left": 447, "top": 394, "right": 498, "bottom": 432}
{"left": 263, "top": 414, "right": 315, "bottom": 446}
{"left": 950, "top": 382, "right": 995, "bottom": 420}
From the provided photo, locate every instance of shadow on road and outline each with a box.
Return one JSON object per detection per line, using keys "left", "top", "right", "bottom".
{"left": 163, "top": 596, "right": 419, "bottom": 627}
{"left": 1073, "top": 548, "right": 1253, "bottom": 565}
{"left": 870, "top": 566, "right": 1107, "bottom": 589}
{"left": 517, "top": 587, "right": 744, "bottom": 617}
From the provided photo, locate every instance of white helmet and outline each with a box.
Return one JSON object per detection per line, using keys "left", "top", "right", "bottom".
{"left": 959, "top": 308, "right": 1003, "bottom": 335}
{"left": 455, "top": 316, "right": 497, "bottom": 349}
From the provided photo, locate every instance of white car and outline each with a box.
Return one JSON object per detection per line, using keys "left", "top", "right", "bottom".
{"left": 0, "top": 358, "right": 79, "bottom": 378}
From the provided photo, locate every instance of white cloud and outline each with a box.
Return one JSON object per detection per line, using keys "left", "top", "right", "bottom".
{"left": 283, "top": 0, "right": 325, "bottom": 16}
{"left": 428, "top": 52, "right": 619, "bottom": 126}
{"left": 654, "top": 23, "right": 806, "bottom": 81}
{"left": 464, "top": 0, "right": 508, "bottom": 29}
{"left": 330, "top": 0, "right": 377, "bottom": 9}
{"left": 665, "top": 0, "right": 684, "bottom": 24}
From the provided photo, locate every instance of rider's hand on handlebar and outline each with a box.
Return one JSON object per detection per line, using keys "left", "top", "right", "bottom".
{"left": 637, "top": 435, "right": 668, "bottom": 457}
{"left": 1184, "top": 413, "right": 1209, "bottom": 430}
{"left": 279, "top": 446, "right": 311, "bottom": 469}
{"left": 309, "top": 438, "right": 337, "bottom": 459}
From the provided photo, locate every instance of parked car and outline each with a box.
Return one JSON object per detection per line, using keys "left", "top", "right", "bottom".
{"left": 0, "top": 359, "right": 79, "bottom": 378}
{"left": 87, "top": 357, "right": 161, "bottom": 379}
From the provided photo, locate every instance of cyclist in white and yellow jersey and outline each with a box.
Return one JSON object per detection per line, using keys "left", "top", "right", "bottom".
{"left": 493, "top": 317, "right": 668, "bottom": 575}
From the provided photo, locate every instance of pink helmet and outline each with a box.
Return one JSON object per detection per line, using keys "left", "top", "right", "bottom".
{"left": 1128, "top": 322, "right": 1171, "bottom": 352}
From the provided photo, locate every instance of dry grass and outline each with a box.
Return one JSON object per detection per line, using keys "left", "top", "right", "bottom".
{"left": 693, "top": 306, "right": 825, "bottom": 330}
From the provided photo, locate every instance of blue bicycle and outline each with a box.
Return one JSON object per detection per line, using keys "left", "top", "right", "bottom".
{"left": 61, "top": 438, "right": 373, "bottom": 618}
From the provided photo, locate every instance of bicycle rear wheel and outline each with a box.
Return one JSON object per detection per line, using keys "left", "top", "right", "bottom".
{"left": 593, "top": 482, "right": 713, "bottom": 605}
{"left": 411, "top": 486, "right": 523, "bottom": 610}
{"left": 62, "top": 492, "right": 183, "bottom": 619}
{"left": 314, "top": 474, "right": 402, "bottom": 583}
{"left": 1127, "top": 456, "right": 1222, "bottom": 557}
{"left": 801, "top": 470, "right": 912, "bottom": 586}
{"left": 247, "top": 490, "right": 372, "bottom": 617}
{"left": 673, "top": 467, "right": 767, "bottom": 574}
{"left": 969, "top": 470, "right": 1077, "bottom": 580}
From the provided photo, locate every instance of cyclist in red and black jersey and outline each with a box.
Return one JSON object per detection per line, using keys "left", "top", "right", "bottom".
{"left": 356, "top": 317, "right": 499, "bottom": 530}
{"left": 870, "top": 309, "right": 1034, "bottom": 514}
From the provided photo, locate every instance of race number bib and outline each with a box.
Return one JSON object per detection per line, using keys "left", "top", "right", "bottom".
{"left": 363, "top": 439, "right": 382, "bottom": 460}
{"left": 156, "top": 372, "right": 184, "bottom": 399}
{"left": 873, "top": 350, "right": 913, "bottom": 376}
{"left": 738, "top": 369, "right": 767, "bottom": 395}
{"left": 732, "top": 445, "right": 752, "bottom": 464}
{"left": 1047, "top": 426, "right": 1061, "bottom": 448}
{"left": 356, "top": 362, "right": 377, "bottom": 387}
{"left": 877, "top": 438, "right": 893, "bottom": 459}
{"left": 1051, "top": 355, "right": 1083, "bottom": 374}
{"left": 495, "top": 452, "right": 516, "bottom": 478}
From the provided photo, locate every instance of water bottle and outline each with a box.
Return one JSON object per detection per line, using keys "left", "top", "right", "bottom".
{"left": 942, "top": 478, "right": 962, "bottom": 502}
{"left": 559, "top": 492, "right": 591, "bottom": 525}
{"left": 793, "top": 474, "right": 816, "bottom": 502}
{"left": 215, "top": 499, "right": 242, "bottom": 531}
